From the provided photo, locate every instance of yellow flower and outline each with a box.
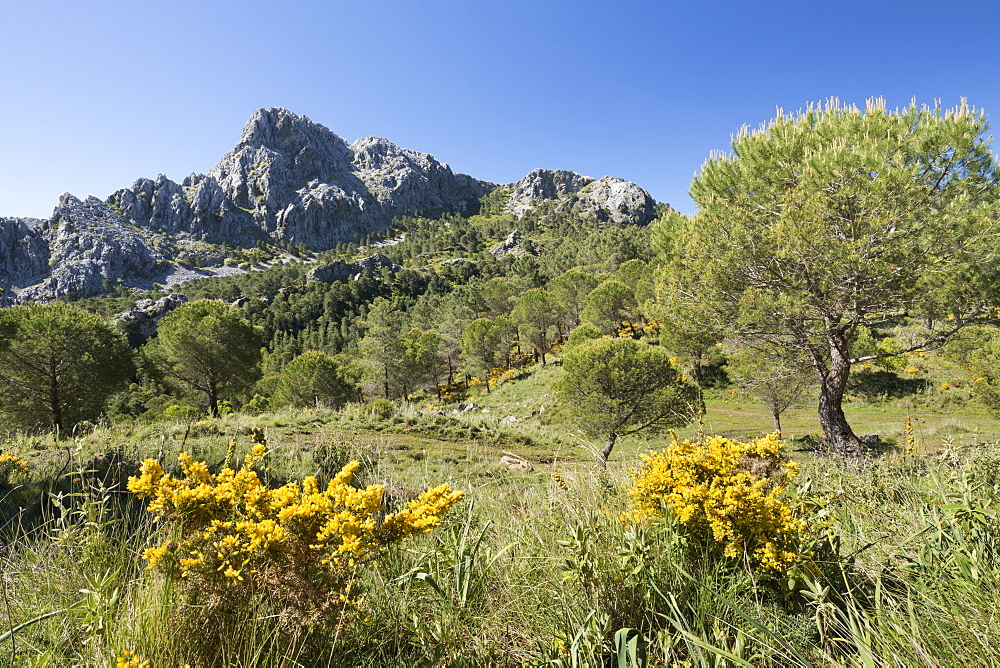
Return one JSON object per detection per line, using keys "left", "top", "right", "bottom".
{"left": 116, "top": 651, "right": 151, "bottom": 668}
{"left": 128, "top": 435, "right": 464, "bottom": 615}
{"left": 625, "top": 433, "right": 805, "bottom": 572}
{"left": 0, "top": 451, "right": 30, "bottom": 474}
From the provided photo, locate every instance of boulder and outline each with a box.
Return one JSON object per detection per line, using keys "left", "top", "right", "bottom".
{"left": 500, "top": 455, "right": 533, "bottom": 473}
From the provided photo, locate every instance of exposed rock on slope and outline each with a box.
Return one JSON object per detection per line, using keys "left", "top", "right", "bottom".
{"left": 0, "top": 217, "right": 50, "bottom": 302}
{"left": 115, "top": 293, "right": 189, "bottom": 346}
{"left": 504, "top": 169, "right": 656, "bottom": 225}
{"left": 306, "top": 252, "right": 402, "bottom": 284}
{"left": 491, "top": 230, "right": 527, "bottom": 257}
{"left": 109, "top": 108, "right": 495, "bottom": 249}
{"left": 18, "top": 195, "right": 166, "bottom": 301}
{"left": 506, "top": 169, "right": 595, "bottom": 217}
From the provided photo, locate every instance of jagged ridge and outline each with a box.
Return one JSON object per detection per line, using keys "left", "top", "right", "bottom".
{"left": 0, "top": 108, "right": 659, "bottom": 301}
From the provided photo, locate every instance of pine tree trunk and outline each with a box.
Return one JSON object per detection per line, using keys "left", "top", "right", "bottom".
{"left": 598, "top": 432, "right": 618, "bottom": 468}
{"left": 49, "top": 363, "right": 62, "bottom": 432}
{"left": 816, "top": 331, "right": 864, "bottom": 456}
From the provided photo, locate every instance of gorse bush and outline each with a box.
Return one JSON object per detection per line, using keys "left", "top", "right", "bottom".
{"left": 627, "top": 433, "right": 806, "bottom": 571}
{"left": 0, "top": 450, "right": 30, "bottom": 486}
{"left": 128, "top": 428, "right": 464, "bottom": 628}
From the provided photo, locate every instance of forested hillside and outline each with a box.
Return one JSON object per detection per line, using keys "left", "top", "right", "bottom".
{"left": 29, "top": 192, "right": 661, "bottom": 428}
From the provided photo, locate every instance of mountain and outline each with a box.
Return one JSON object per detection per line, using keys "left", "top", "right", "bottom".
{"left": 0, "top": 108, "right": 659, "bottom": 301}
{"left": 106, "top": 109, "right": 494, "bottom": 249}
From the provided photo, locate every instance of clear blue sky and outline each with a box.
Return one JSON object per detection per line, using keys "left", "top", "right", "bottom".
{"left": 2, "top": 0, "right": 999, "bottom": 218}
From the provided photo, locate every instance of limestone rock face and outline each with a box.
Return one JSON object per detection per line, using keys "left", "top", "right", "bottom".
{"left": 115, "top": 293, "right": 189, "bottom": 346}
{"left": 353, "top": 252, "right": 402, "bottom": 274}
{"left": 506, "top": 169, "right": 595, "bottom": 217}
{"left": 574, "top": 176, "right": 657, "bottom": 225}
{"left": 306, "top": 252, "right": 403, "bottom": 284}
{"left": 504, "top": 169, "right": 656, "bottom": 225}
{"left": 351, "top": 136, "right": 488, "bottom": 214}
{"left": 18, "top": 195, "right": 166, "bottom": 301}
{"left": 491, "top": 230, "right": 526, "bottom": 257}
{"left": 0, "top": 217, "right": 50, "bottom": 301}
{"left": 109, "top": 108, "right": 495, "bottom": 249}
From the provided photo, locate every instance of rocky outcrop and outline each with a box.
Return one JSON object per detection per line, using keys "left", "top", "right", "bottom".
{"left": 351, "top": 136, "right": 488, "bottom": 213}
{"left": 572, "top": 176, "right": 657, "bottom": 225}
{"left": 504, "top": 169, "right": 656, "bottom": 225}
{"left": 114, "top": 293, "right": 189, "bottom": 346}
{"left": 491, "top": 230, "right": 526, "bottom": 257}
{"left": 506, "top": 169, "right": 595, "bottom": 217}
{"left": 306, "top": 252, "right": 402, "bottom": 284}
{"left": 18, "top": 195, "right": 166, "bottom": 301}
{"left": 0, "top": 217, "right": 50, "bottom": 302}
{"left": 110, "top": 109, "right": 495, "bottom": 249}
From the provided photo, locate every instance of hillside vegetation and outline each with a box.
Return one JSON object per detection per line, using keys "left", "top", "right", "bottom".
{"left": 3, "top": 99, "right": 1000, "bottom": 665}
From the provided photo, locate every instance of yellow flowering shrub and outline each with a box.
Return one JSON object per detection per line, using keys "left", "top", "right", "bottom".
{"left": 116, "top": 651, "right": 151, "bottom": 668}
{"left": 128, "top": 428, "right": 463, "bottom": 622}
{"left": 626, "top": 433, "right": 805, "bottom": 571}
{"left": 0, "top": 451, "right": 30, "bottom": 486}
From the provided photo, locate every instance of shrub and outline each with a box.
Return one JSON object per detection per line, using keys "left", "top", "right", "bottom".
{"left": 128, "top": 428, "right": 464, "bottom": 628}
{"left": 367, "top": 398, "right": 394, "bottom": 420}
{"left": 626, "top": 433, "right": 805, "bottom": 572}
{"left": 242, "top": 393, "right": 271, "bottom": 415}
{"left": 566, "top": 323, "right": 602, "bottom": 347}
{"left": 0, "top": 451, "right": 30, "bottom": 487}
{"left": 163, "top": 404, "right": 200, "bottom": 420}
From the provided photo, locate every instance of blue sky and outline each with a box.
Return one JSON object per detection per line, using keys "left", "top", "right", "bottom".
{"left": 2, "top": 0, "right": 999, "bottom": 218}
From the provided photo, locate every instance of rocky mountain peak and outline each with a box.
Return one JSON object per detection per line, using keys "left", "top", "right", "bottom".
{"left": 235, "top": 107, "right": 351, "bottom": 159}
{"left": 0, "top": 107, "right": 657, "bottom": 301}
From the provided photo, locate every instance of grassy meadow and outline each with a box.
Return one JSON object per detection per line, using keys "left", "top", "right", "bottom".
{"left": 3, "top": 354, "right": 1000, "bottom": 666}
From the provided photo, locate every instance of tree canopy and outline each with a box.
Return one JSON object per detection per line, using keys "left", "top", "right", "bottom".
{"left": 511, "top": 288, "right": 563, "bottom": 364}
{"left": 145, "top": 300, "right": 263, "bottom": 417}
{"left": 664, "top": 98, "right": 1000, "bottom": 454}
{"left": 357, "top": 298, "right": 441, "bottom": 399}
{"left": 272, "top": 350, "right": 355, "bottom": 409}
{"left": 558, "top": 338, "right": 699, "bottom": 465}
{"left": 581, "top": 280, "right": 638, "bottom": 336}
{"left": 726, "top": 344, "right": 814, "bottom": 433}
{"left": 0, "top": 302, "right": 134, "bottom": 432}
{"left": 461, "top": 317, "right": 515, "bottom": 392}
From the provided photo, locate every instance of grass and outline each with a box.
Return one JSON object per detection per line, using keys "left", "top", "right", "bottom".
{"left": 4, "top": 359, "right": 1000, "bottom": 665}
